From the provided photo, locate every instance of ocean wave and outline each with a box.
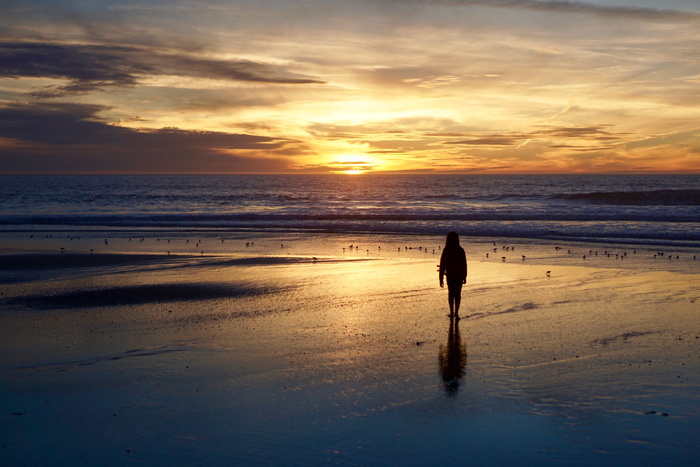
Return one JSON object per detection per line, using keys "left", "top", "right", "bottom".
{"left": 553, "top": 189, "right": 700, "bottom": 206}
{"left": 2, "top": 174, "right": 699, "bottom": 245}
{"left": 1, "top": 214, "right": 698, "bottom": 245}
{"left": 2, "top": 209, "right": 699, "bottom": 227}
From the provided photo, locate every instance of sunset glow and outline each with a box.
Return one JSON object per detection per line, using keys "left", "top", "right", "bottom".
{"left": 1, "top": 1, "right": 700, "bottom": 174}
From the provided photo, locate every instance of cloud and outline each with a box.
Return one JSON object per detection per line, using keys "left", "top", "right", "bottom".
{"left": 533, "top": 126, "right": 625, "bottom": 141}
{"left": 1, "top": 1, "right": 698, "bottom": 174}
{"left": 0, "top": 41, "right": 324, "bottom": 97}
{"left": 293, "top": 162, "right": 374, "bottom": 173}
{"left": 388, "top": 0, "right": 700, "bottom": 22}
{"left": 0, "top": 102, "right": 296, "bottom": 173}
{"left": 0, "top": 42, "right": 146, "bottom": 96}
{"left": 445, "top": 137, "right": 522, "bottom": 146}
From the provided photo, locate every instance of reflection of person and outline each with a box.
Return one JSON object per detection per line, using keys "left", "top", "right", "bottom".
{"left": 438, "top": 318, "right": 467, "bottom": 396}
{"left": 439, "top": 231, "right": 467, "bottom": 319}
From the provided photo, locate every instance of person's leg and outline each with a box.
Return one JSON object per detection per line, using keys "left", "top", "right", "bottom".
{"left": 448, "top": 278, "right": 463, "bottom": 319}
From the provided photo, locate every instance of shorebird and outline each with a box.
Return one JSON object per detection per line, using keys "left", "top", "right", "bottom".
{"left": 546, "top": 271, "right": 551, "bottom": 277}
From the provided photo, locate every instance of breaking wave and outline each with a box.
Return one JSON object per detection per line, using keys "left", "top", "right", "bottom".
{"left": 554, "top": 189, "right": 700, "bottom": 206}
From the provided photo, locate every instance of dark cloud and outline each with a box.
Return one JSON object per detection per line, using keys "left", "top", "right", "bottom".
{"left": 397, "top": 0, "right": 700, "bottom": 22}
{"left": 0, "top": 41, "right": 324, "bottom": 97}
{"left": 533, "top": 126, "right": 624, "bottom": 140}
{"left": 495, "top": 0, "right": 700, "bottom": 21}
{"left": 425, "top": 132, "right": 470, "bottom": 137}
{"left": 136, "top": 88, "right": 287, "bottom": 113}
{"left": 364, "top": 139, "right": 435, "bottom": 153}
{"left": 0, "top": 42, "right": 147, "bottom": 96}
{"left": 294, "top": 160, "right": 376, "bottom": 173}
{"left": 445, "top": 137, "right": 520, "bottom": 146}
{"left": 306, "top": 118, "right": 466, "bottom": 141}
{"left": 0, "top": 102, "right": 295, "bottom": 173}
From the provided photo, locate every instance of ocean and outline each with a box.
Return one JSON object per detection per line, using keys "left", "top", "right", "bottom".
{"left": 1, "top": 174, "right": 698, "bottom": 246}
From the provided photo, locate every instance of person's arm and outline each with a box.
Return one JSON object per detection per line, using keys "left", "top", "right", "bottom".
{"left": 462, "top": 249, "right": 467, "bottom": 284}
{"left": 439, "top": 253, "right": 445, "bottom": 288}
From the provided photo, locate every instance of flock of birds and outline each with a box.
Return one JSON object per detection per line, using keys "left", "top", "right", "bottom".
{"left": 33, "top": 234, "right": 699, "bottom": 275}
{"left": 343, "top": 244, "right": 440, "bottom": 254}
{"left": 338, "top": 240, "right": 697, "bottom": 278}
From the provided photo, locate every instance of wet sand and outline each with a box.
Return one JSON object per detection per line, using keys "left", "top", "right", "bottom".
{"left": 1, "top": 232, "right": 699, "bottom": 465}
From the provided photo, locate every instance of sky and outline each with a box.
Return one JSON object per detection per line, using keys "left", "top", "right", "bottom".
{"left": 1, "top": 0, "right": 699, "bottom": 174}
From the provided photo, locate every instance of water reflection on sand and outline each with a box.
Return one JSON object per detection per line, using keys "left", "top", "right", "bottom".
{"left": 439, "top": 317, "right": 467, "bottom": 397}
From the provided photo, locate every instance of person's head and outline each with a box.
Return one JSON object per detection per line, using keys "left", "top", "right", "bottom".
{"left": 445, "top": 231, "right": 460, "bottom": 249}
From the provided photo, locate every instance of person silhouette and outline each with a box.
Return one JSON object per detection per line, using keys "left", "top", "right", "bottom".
{"left": 438, "top": 317, "right": 467, "bottom": 396}
{"left": 439, "top": 231, "right": 467, "bottom": 319}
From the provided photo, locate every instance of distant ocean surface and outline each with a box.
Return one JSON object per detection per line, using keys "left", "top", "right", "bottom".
{"left": 1, "top": 174, "right": 699, "bottom": 246}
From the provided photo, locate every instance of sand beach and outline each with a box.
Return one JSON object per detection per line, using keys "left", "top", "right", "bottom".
{"left": 1, "top": 231, "right": 699, "bottom": 465}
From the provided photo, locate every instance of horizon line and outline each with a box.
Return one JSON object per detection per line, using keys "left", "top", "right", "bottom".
{"left": 1, "top": 171, "right": 699, "bottom": 176}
